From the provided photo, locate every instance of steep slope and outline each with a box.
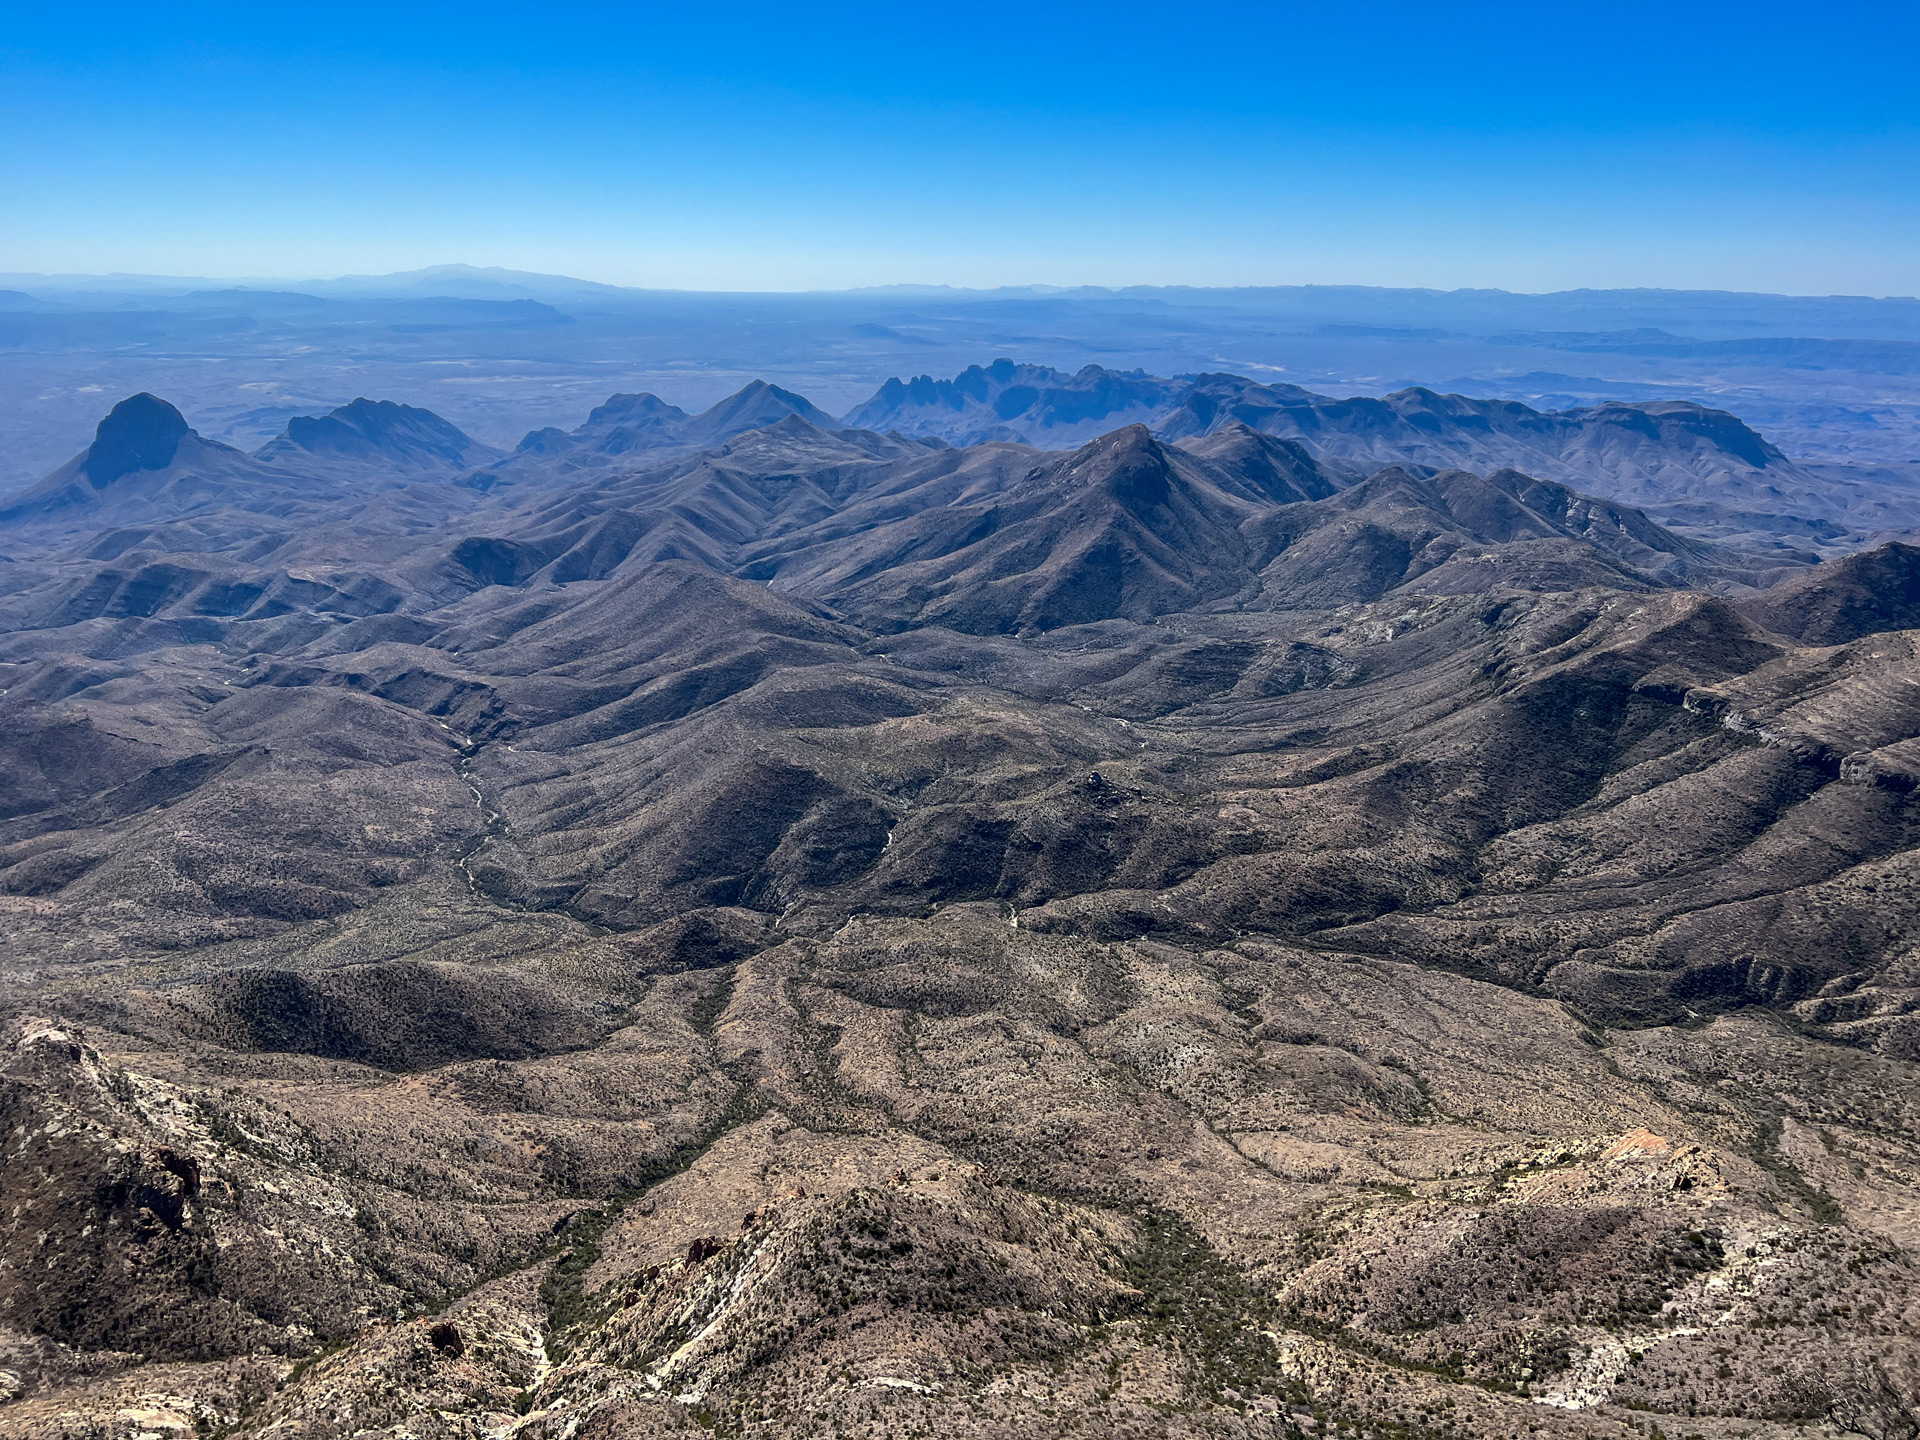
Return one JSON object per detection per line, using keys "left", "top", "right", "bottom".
{"left": 1172, "top": 421, "right": 1345, "bottom": 503}
{"left": 81, "top": 391, "right": 190, "bottom": 483}
{"left": 761, "top": 425, "right": 1265, "bottom": 633}
{"left": 0, "top": 394, "right": 261, "bottom": 525}
{"left": 0, "top": 392, "right": 481, "bottom": 545}
{"left": 1737, "top": 540, "right": 1920, "bottom": 643}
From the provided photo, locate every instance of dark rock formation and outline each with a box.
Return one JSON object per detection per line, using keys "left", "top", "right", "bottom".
{"left": 82, "top": 393, "right": 190, "bottom": 486}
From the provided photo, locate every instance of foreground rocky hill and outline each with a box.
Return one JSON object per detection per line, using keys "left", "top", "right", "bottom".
{"left": 0, "top": 385, "right": 1916, "bottom": 1439}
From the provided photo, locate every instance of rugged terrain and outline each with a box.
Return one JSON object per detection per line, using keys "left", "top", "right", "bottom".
{"left": 0, "top": 382, "right": 1916, "bottom": 1439}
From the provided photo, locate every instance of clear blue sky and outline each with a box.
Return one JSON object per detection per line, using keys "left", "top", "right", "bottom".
{"left": 3, "top": 1, "right": 1915, "bottom": 294}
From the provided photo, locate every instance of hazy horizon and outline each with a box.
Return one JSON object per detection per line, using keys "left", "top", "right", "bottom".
{"left": 6, "top": 262, "right": 1920, "bottom": 303}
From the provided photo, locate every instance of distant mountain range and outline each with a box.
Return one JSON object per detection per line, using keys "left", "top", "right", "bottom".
{"left": 11, "top": 362, "right": 1920, "bottom": 574}
{"left": 479, "top": 362, "right": 1916, "bottom": 554}
{"left": 7, "top": 272, "right": 1920, "bottom": 506}
{"left": 0, "top": 263, "right": 636, "bottom": 301}
{"left": 5, "top": 267, "right": 1919, "bottom": 330}
{"left": 0, "top": 371, "right": 1815, "bottom": 648}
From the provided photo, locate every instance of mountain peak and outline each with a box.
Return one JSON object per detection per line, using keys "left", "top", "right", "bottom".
{"left": 1175, "top": 422, "right": 1341, "bottom": 503}
{"left": 681, "top": 381, "right": 837, "bottom": 445}
{"left": 729, "top": 379, "right": 826, "bottom": 413}
{"left": 1057, "top": 422, "right": 1167, "bottom": 486}
{"left": 1085, "top": 425, "right": 1175, "bottom": 512}
{"left": 584, "top": 392, "right": 688, "bottom": 429}
{"left": 750, "top": 411, "right": 829, "bottom": 438}
{"left": 840, "top": 361, "right": 1179, "bottom": 445}
{"left": 265, "top": 397, "right": 496, "bottom": 471}
{"left": 83, "top": 393, "right": 191, "bottom": 487}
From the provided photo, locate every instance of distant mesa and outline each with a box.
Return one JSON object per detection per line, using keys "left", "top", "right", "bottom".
{"left": 83, "top": 393, "right": 192, "bottom": 487}
{"left": 583, "top": 393, "right": 689, "bottom": 430}
{"left": 312, "top": 262, "right": 631, "bottom": 299}
{"left": 260, "top": 397, "right": 499, "bottom": 472}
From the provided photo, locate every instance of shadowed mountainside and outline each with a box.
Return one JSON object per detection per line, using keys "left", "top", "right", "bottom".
{"left": 1737, "top": 539, "right": 1920, "bottom": 644}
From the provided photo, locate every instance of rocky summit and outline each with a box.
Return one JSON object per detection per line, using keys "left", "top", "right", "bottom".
{"left": 0, "top": 375, "right": 1917, "bottom": 1440}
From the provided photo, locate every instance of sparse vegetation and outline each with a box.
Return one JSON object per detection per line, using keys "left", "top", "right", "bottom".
{"left": 1, "top": 381, "right": 1915, "bottom": 1436}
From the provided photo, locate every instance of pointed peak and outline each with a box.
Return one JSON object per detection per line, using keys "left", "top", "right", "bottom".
{"left": 712, "top": 379, "right": 826, "bottom": 413}
{"left": 684, "top": 379, "right": 838, "bottom": 443}
{"left": 1181, "top": 421, "right": 1299, "bottom": 464}
{"left": 715, "top": 411, "right": 832, "bottom": 450}
{"left": 1180, "top": 421, "right": 1285, "bottom": 455}
{"left": 1044, "top": 425, "right": 1183, "bottom": 513}
{"left": 84, "top": 393, "right": 191, "bottom": 487}
{"left": 761, "top": 411, "right": 827, "bottom": 433}
{"left": 1176, "top": 422, "right": 1339, "bottom": 503}
{"left": 1197, "top": 419, "right": 1266, "bottom": 443}
{"left": 1346, "top": 464, "right": 1431, "bottom": 496}
{"left": 515, "top": 426, "right": 572, "bottom": 455}
{"left": 1076, "top": 423, "right": 1162, "bottom": 459}
{"left": 1048, "top": 424, "right": 1169, "bottom": 479}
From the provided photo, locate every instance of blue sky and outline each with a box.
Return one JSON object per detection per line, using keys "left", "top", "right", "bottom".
{"left": 3, "top": 1, "right": 1915, "bottom": 293}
